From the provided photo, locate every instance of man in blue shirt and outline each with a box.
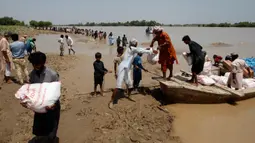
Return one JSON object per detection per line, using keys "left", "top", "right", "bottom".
{"left": 10, "top": 33, "right": 29, "bottom": 84}
{"left": 133, "top": 53, "right": 148, "bottom": 91}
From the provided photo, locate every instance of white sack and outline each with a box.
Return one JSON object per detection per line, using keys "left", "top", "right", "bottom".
{"left": 210, "top": 75, "right": 221, "bottom": 82}
{"left": 197, "top": 75, "right": 216, "bottom": 86}
{"left": 243, "top": 78, "right": 255, "bottom": 88}
{"left": 224, "top": 72, "right": 230, "bottom": 77}
{"left": 200, "top": 61, "right": 212, "bottom": 75}
{"left": 182, "top": 52, "right": 192, "bottom": 66}
{"left": 217, "top": 76, "right": 229, "bottom": 86}
{"left": 15, "top": 82, "right": 61, "bottom": 113}
{"left": 147, "top": 47, "right": 159, "bottom": 65}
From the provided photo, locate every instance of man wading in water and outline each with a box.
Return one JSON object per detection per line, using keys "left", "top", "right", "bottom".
{"left": 58, "top": 35, "right": 65, "bottom": 56}
{"left": 65, "top": 35, "right": 75, "bottom": 55}
{"left": 122, "top": 34, "right": 128, "bottom": 47}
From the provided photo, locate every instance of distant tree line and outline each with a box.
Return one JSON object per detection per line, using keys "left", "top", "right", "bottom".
{"left": 68, "top": 21, "right": 255, "bottom": 27}
{"left": 0, "top": 17, "right": 25, "bottom": 26}
{"left": 0, "top": 17, "right": 53, "bottom": 27}
{"left": 68, "top": 20, "right": 162, "bottom": 26}
{"left": 29, "top": 20, "right": 53, "bottom": 27}
{"left": 1, "top": 17, "right": 255, "bottom": 28}
{"left": 169, "top": 22, "right": 255, "bottom": 27}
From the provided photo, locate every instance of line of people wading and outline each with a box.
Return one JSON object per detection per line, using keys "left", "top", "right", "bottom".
{"left": 41, "top": 26, "right": 129, "bottom": 48}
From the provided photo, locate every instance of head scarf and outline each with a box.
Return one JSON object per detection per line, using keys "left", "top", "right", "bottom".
{"left": 153, "top": 26, "right": 163, "bottom": 33}
{"left": 129, "top": 38, "right": 138, "bottom": 47}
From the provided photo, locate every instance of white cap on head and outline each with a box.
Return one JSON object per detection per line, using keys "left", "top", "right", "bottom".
{"left": 129, "top": 38, "right": 138, "bottom": 46}
{"left": 153, "top": 26, "right": 163, "bottom": 32}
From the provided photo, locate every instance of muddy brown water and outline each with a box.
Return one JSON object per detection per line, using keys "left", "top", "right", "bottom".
{"left": 165, "top": 98, "right": 255, "bottom": 143}
{"left": 37, "top": 27, "right": 255, "bottom": 58}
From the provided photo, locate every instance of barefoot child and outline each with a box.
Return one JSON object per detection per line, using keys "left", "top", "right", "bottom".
{"left": 93, "top": 52, "right": 112, "bottom": 96}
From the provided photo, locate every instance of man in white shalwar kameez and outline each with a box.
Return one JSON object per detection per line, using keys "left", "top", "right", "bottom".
{"left": 65, "top": 35, "right": 75, "bottom": 55}
{"left": 109, "top": 38, "right": 153, "bottom": 108}
{"left": 227, "top": 54, "right": 251, "bottom": 90}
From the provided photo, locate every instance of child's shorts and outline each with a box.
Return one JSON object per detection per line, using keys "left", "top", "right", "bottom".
{"left": 94, "top": 75, "right": 104, "bottom": 86}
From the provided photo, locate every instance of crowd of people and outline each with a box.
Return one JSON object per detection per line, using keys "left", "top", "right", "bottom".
{"left": 0, "top": 32, "right": 59, "bottom": 142}
{"left": 0, "top": 26, "right": 182, "bottom": 142}
{"left": 0, "top": 32, "right": 37, "bottom": 85}
{"left": 1, "top": 25, "right": 251, "bottom": 143}
{"left": 42, "top": 26, "right": 131, "bottom": 47}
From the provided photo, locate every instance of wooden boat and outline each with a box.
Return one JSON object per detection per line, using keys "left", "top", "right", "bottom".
{"left": 158, "top": 71, "right": 255, "bottom": 104}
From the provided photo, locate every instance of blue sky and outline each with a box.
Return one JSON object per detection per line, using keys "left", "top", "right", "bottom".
{"left": 0, "top": 0, "right": 254, "bottom": 24}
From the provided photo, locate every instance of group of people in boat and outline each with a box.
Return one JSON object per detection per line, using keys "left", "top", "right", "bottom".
{"left": 211, "top": 53, "right": 253, "bottom": 90}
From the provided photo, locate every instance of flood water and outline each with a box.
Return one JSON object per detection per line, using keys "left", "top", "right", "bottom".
{"left": 166, "top": 98, "right": 255, "bottom": 143}
{"left": 37, "top": 27, "right": 255, "bottom": 58}
{"left": 36, "top": 34, "right": 116, "bottom": 56}
{"left": 35, "top": 27, "right": 255, "bottom": 143}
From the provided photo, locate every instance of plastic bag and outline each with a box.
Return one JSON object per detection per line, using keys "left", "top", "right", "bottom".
{"left": 15, "top": 82, "right": 61, "bottom": 113}
{"left": 197, "top": 75, "right": 216, "bottom": 86}
{"left": 147, "top": 47, "right": 159, "bottom": 65}
{"left": 182, "top": 52, "right": 192, "bottom": 66}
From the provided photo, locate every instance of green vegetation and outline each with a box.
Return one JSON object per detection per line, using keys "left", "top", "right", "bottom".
{"left": 1, "top": 17, "right": 255, "bottom": 28}
{"left": 0, "top": 26, "right": 34, "bottom": 35}
{"left": 0, "top": 17, "right": 25, "bottom": 26}
{"left": 68, "top": 20, "right": 162, "bottom": 26}
{"left": 0, "top": 17, "right": 53, "bottom": 27}
{"left": 68, "top": 20, "right": 255, "bottom": 27}
{"left": 29, "top": 20, "right": 52, "bottom": 27}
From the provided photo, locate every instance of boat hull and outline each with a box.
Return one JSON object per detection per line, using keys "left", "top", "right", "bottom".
{"left": 159, "top": 81, "right": 238, "bottom": 104}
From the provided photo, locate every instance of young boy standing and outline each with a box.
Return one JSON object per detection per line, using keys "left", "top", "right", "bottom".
{"left": 133, "top": 53, "right": 148, "bottom": 90}
{"left": 93, "top": 52, "right": 111, "bottom": 96}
